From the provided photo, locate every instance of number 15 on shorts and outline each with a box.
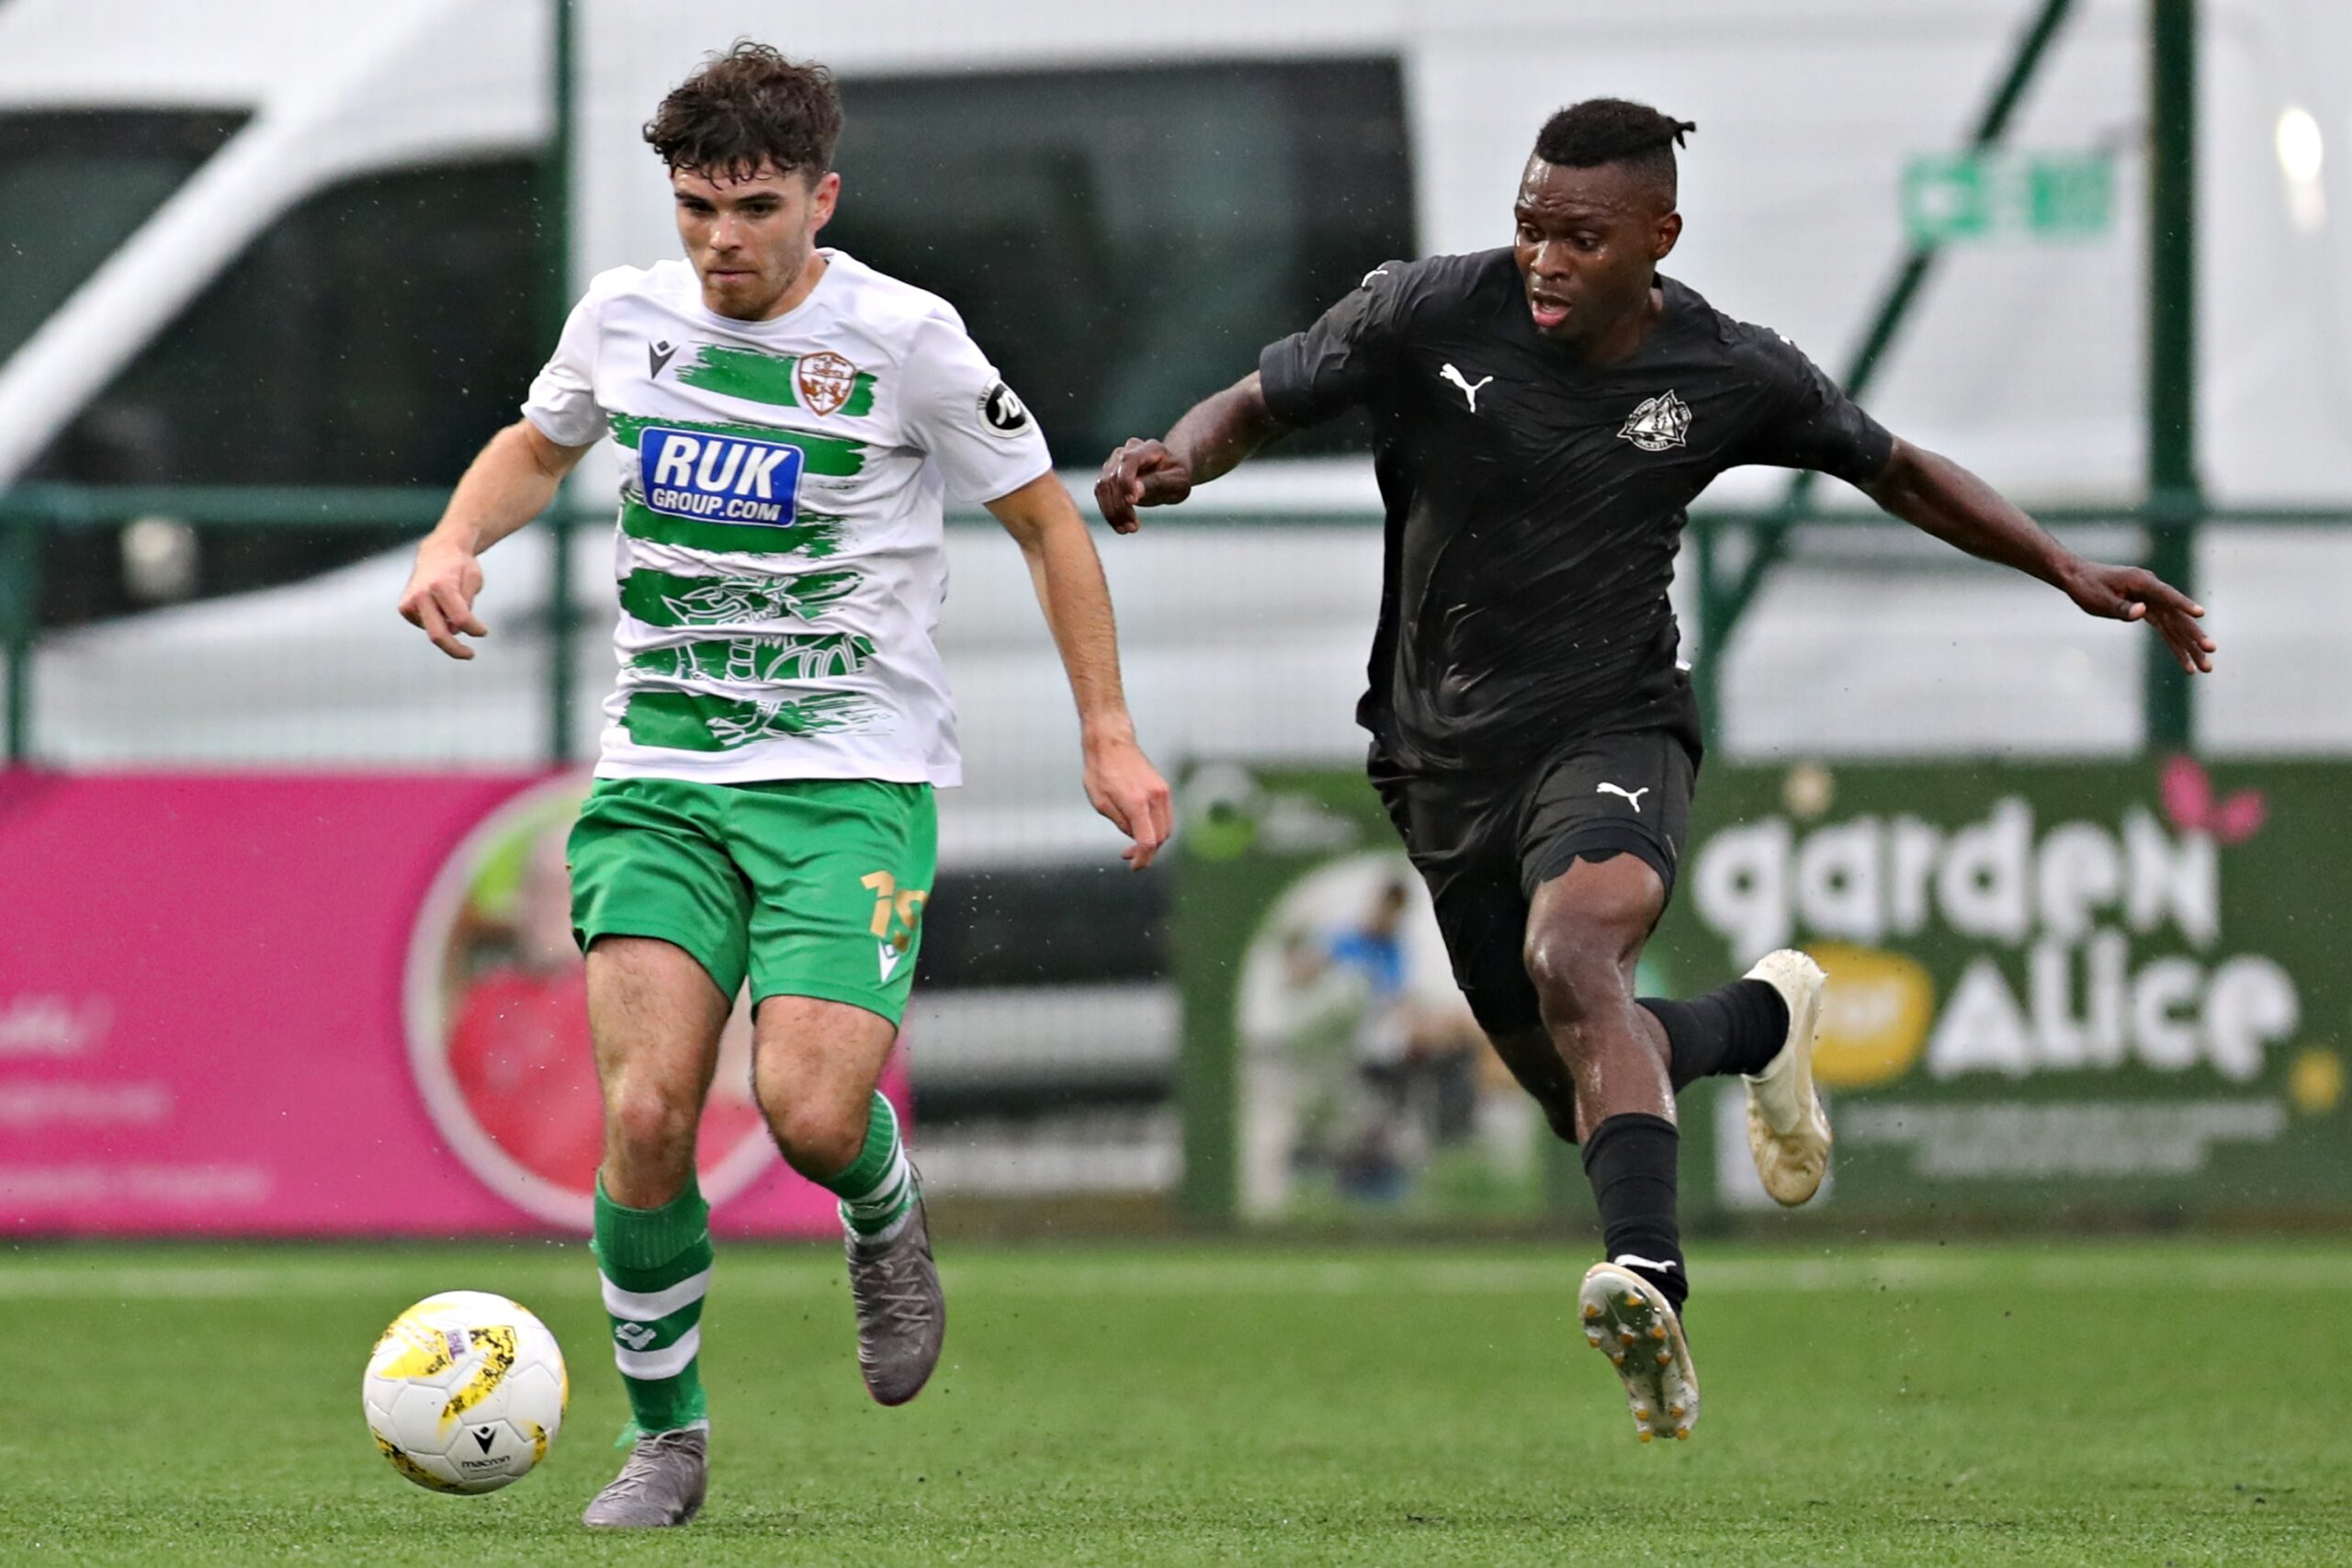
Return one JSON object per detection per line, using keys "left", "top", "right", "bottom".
{"left": 862, "top": 871, "right": 929, "bottom": 957}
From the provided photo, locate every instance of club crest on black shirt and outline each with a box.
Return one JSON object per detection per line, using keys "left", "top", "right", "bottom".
{"left": 1618, "top": 390, "right": 1691, "bottom": 452}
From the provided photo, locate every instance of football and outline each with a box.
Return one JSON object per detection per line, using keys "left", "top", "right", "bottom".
{"left": 362, "top": 1291, "right": 568, "bottom": 1495}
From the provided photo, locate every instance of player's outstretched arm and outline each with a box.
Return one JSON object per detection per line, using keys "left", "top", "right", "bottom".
{"left": 1094, "top": 372, "right": 1293, "bottom": 535}
{"left": 399, "top": 420, "right": 594, "bottom": 660}
{"left": 1860, "top": 437, "right": 2217, "bottom": 674}
{"left": 988, "top": 471, "right": 1175, "bottom": 869}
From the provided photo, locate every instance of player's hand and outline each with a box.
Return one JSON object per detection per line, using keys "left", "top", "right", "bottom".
{"left": 2063, "top": 559, "right": 2215, "bottom": 674}
{"left": 399, "top": 536, "right": 490, "bottom": 660}
{"left": 1094, "top": 438, "right": 1193, "bottom": 536}
{"left": 1082, "top": 729, "right": 1175, "bottom": 870}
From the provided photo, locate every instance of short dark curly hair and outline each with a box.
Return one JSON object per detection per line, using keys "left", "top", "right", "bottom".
{"left": 643, "top": 41, "right": 842, "bottom": 182}
{"left": 1532, "top": 98, "right": 1695, "bottom": 197}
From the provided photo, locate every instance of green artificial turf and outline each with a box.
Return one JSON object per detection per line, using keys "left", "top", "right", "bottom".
{"left": 3, "top": 1238, "right": 2347, "bottom": 1564}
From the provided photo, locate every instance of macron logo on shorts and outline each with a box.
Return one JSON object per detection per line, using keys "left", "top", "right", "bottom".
{"left": 1596, "top": 782, "right": 1649, "bottom": 813}
{"left": 639, "top": 426, "right": 805, "bottom": 526}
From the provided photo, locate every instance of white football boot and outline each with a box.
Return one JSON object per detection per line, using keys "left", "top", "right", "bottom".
{"left": 1577, "top": 1262, "right": 1699, "bottom": 1443}
{"left": 1740, "top": 949, "right": 1832, "bottom": 1206}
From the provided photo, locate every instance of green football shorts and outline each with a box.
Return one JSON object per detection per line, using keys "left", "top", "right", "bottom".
{"left": 567, "top": 775, "right": 937, "bottom": 1026}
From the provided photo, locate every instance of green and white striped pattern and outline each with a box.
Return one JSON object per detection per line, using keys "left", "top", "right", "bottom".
{"left": 517, "top": 254, "right": 1053, "bottom": 785}
{"left": 602, "top": 1258, "right": 712, "bottom": 1384}
{"left": 829, "top": 1094, "right": 917, "bottom": 1243}
{"left": 594, "top": 1182, "right": 715, "bottom": 1434}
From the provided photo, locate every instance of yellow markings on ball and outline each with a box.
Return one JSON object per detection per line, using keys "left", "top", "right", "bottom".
{"left": 370, "top": 1315, "right": 462, "bottom": 1382}
{"left": 375, "top": 1436, "right": 459, "bottom": 1494}
{"left": 441, "top": 1324, "right": 519, "bottom": 1427}
{"left": 528, "top": 1423, "right": 550, "bottom": 1466}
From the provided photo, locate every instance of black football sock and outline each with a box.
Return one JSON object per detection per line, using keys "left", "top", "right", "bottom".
{"left": 1580, "top": 1111, "right": 1687, "bottom": 1315}
{"left": 1640, "top": 979, "right": 1790, "bottom": 1090}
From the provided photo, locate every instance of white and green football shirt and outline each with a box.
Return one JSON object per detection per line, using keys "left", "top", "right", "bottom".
{"left": 521, "top": 250, "right": 1052, "bottom": 786}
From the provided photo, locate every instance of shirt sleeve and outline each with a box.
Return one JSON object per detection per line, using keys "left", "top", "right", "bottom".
{"left": 519, "top": 290, "right": 606, "bottom": 448}
{"left": 1256, "top": 261, "right": 1413, "bottom": 428}
{"left": 1732, "top": 326, "right": 1894, "bottom": 485}
{"left": 901, "top": 310, "right": 1054, "bottom": 503}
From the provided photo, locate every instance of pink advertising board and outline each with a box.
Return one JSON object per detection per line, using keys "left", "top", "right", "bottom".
{"left": 0, "top": 771, "right": 907, "bottom": 1236}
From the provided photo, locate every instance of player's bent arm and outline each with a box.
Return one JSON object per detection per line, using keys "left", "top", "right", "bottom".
{"left": 399, "top": 421, "right": 594, "bottom": 661}
{"left": 1094, "top": 372, "right": 1293, "bottom": 534}
{"left": 987, "top": 471, "right": 1175, "bottom": 868}
{"left": 1860, "top": 436, "right": 2216, "bottom": 674}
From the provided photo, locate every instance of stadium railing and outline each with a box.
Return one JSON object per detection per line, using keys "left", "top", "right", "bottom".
{"left": 6, "top": 484, "right": 2348, "bottom": 769}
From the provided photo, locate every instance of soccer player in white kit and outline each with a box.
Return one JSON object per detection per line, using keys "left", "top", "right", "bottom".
{"left": 398, "top": 43, "right": 1172, "bottom": 1528}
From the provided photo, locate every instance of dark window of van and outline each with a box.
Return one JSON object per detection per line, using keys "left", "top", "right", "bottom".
{"left": 0, "top": 110, "right": 244, "bottom": 366}
{"left": 828, "top": 58, "right": 1416, "bottom": 464}
{"left": 28, "top": 158, "right": 548, "bottom": 626}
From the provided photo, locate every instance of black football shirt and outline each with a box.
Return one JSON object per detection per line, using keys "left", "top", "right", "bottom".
{"left": 1257, "top": 249, "right": 1893, "bottom": 775}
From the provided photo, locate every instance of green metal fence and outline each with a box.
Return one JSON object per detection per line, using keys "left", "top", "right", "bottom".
{"left": 5, "top": 484, "right": 2346, "bottom": 770}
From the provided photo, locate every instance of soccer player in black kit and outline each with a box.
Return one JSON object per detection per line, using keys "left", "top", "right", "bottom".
{"left": 1096, "top": 100, "right": 2216, "bottom": 1443}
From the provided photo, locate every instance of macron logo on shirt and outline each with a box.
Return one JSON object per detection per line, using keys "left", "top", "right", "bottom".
{"left": 639, "top": 427, "right": 805, "bottom": 525}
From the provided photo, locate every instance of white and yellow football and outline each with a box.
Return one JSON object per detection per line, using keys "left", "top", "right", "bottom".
{"left": 362, "top": 1291, "right": 567, "bottom": 1495}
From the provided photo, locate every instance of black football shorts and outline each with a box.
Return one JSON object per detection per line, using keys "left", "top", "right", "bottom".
{"left": 1368, "top": 726, "right": 1699, "bottom": 1037}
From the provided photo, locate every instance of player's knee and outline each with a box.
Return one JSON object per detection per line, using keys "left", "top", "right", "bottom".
{"left": 602, "top": 1083, "right": 698, "bottom": 1195}
{"left": 762, "top": 1093, "right": 865, "bottom": 1180}
{"left": 1522, "top": 919, "right": 1630, "bottom": 1042}
{"left": 602, "top": 1086, "right": 691, "bottom": 1170}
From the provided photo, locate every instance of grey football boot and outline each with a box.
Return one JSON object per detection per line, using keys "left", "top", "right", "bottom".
{"left": 581, "top": 1427, "right": 707, "bottom": 1529}
{"left": 846, "top": 1187, "right": 945, "bottom": 1405}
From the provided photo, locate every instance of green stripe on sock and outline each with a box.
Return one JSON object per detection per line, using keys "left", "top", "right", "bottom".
{"left": 826, "top": 1094, "right": 900, "bottom": 1197}
{"left": 825, "top": 1095, "right": 916, "bottom": 1239}
{"left": 593, "top": 1178, "right": 710, "bottom": 1276}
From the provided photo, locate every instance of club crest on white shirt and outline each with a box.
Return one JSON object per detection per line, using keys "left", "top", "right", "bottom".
{"left": 1618, "top": 389, "right": 1691, "bottom": 452}
{"left": 795, "top": 350, "right": 858, "bottom": 415}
